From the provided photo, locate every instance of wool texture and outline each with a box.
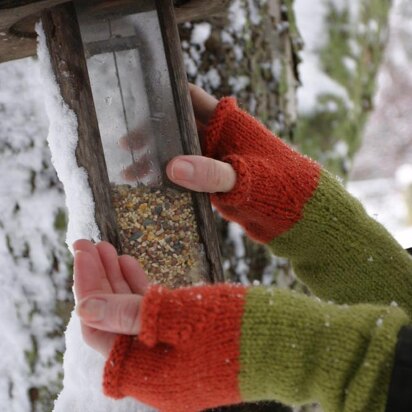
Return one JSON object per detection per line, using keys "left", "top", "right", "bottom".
{"left": 204, "top": 97, "right": 322, "bottom": 243}
{"left": 104, "top": 284, "right": 247, "bottom": 411}
{"left": 102, "top": 98, "right": 412, "bottom": 411}
{"left": 103, "top": 285, "right": 410, "bottom": 412}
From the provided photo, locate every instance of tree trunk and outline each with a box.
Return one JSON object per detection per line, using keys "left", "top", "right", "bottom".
{"left": 0, "top": 57, "right": 73, "bottom": 412}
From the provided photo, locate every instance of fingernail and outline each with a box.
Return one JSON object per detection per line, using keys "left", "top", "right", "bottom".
{"left": 79, "top": 298, "right": 106, "bottom": 321}
{"left": 171, "top": 160, "right": 195, "bottom": 181}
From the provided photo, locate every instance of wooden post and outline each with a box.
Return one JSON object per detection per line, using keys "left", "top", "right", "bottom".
{"left": 155, "top": 0, "right": 224, "bottom": 284}
{"left": 41, "top": 2, "right": 122, "bottom": 250}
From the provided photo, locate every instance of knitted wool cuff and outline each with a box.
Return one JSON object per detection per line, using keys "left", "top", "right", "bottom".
{"left": 203, "top": 97, "right": 322, "bottom": 243}
{"left": 103, "top": 285, "right": 411, "bottom": 412}
{"left": 103, "top": 284, "right": 247, "bottom": 412}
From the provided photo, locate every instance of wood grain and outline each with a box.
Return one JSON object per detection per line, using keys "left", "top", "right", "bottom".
{"left": 0, "top": 0, "right": 230, "bottom": 63}
{"left": 41, "top": 2, "right": 122, "bottom": 250}
{"left": 156, "top": 0, "right": 225, "bottom": 285}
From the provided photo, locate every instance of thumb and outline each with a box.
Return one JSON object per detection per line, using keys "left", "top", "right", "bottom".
{"left": 167, "top": 155, "right": 236, "bottom": 193}
{"left": 77, "top": 294, "right": 142, "bottom": 335}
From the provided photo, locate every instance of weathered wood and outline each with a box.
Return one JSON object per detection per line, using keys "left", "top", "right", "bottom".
{"left": 0, "top": 0, "right": 66, "bottom": 62}
{"left": 41, "top": 2, "right": 122, "bottom": 250}
{"left": 155, "top": 0, "right": 224, "bottom": 285}
{"left": 0, "top": 0, "right": 230, "bottom": 63}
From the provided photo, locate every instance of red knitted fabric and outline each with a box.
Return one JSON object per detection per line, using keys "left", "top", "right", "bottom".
{"left": 103, "top": 284, "right": 247, "bottom": 412}
{"left": 204, "top": 98, "right": 322, "bottom": 243}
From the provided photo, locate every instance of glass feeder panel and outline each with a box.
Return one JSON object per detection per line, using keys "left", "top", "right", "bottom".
{"left": 78, "top": 6, "right": 207, "bottom": 288}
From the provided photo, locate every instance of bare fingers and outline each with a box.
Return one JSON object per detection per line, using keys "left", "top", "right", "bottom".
{"left": 189, "top": 83, "right": 218, "bottom": 125}
{"left": 96, "top": 242, "right": 132, "bottom": 294}
{"left": 80, "top": 322, "right": 115, "bottom": 359}
{"left": 167, "top": 155, "right": 236, "bottom": 193}
{"left": 77, "top": 294, "right": 143, "bottom": 335}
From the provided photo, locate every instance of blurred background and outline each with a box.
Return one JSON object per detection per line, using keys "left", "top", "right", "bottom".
{"left": 0, "top": 0, "right": 411, "bottom": 411}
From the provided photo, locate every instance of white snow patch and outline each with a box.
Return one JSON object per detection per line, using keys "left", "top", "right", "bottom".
{"left": 342, "top": 56, "right": 357, "bottom": 73}
{"left": 347, "top": 178, "right": 412, "bottom": 248}
{"left": 36, "top": 23, "right": 100, "bottom": 252}
{"left": 294, "top": 0, "right": 354, "bottom": 113}
{"left": 396, "top": 163, "right": 412, "bottom": 187}
{"left": 228, "top": 0, "right": 247, "bottom": 34}
{"left": 228, "top": 222, "right": 250, "bottom": 284}
{"left": 191, "top": 23, "right": 212, "bottom": 47}
{"left": 229, "top": 75, "right": 250, "bottom": 93}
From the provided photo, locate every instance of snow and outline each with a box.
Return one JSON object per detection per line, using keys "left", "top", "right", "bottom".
{"left": 294, "top": 0, "right": 352, "bottom": 113}
{"left": 55, "top": 317, "right": 154, "bottom": 412}
{"left": 229, "top": 75, "right": 250, "bottom": 93}
{"left": 0, "top": 56, "right": 69, "bottom": 410}
{"left": 228, "top": 222, "right": 250, "bottom": 284}
{"left": 347, "top": 177, "right": 412, "bottom": 248}
{"left": 190, "top": 23, "right": 212, "bottom": 46}
{"left": 36, "top": 23, "right": 100, "bottom": 252}
{"left": 350, "top": 0, "right": 412, "bottom": 179}
{"left": 36, "top": 23, "right": 154, "bottom": 412}
{"left": 228, "top": 0, "right": 247, "bottom": 34}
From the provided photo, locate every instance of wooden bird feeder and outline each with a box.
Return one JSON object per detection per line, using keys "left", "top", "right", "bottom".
{"left": 1, "top": 2, "right": 290, "bottom": 411}
{"left": 0, "top": 0, "right": 228, "bottom": 288}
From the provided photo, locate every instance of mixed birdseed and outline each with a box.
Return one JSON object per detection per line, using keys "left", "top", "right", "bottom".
{"left": 111, "top": 184, "right": 206, "bottom": 288}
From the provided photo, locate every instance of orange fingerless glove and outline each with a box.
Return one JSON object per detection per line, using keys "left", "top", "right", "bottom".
{"left": 204, "top": 98, "right": 321, "bottom": 243}
{"left": 103, "top": 284, "right": 247, "bottom": 412}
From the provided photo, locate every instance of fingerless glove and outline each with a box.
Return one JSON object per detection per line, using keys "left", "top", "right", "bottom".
{"left": 104, "top": 284, "right": 410, "bottom": 412}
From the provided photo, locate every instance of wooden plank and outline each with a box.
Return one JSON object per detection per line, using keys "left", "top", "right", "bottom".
{"left": 0, "top": 0, "right": 66, "bottom": 62}
{"left": 0, "top": 0, "right": 230, "bottom": 63}
{"left": 41, "top": 2, "right": 122, "bottom": 250}
{"left": 155, "top": 0, "right": 224, "bottom": 285}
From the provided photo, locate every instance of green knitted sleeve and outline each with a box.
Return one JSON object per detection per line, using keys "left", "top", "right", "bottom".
{"left": 240, "top": 287, "right": 411, "bottom": 412}
{"left": 103, "top": 284, "right": 411, "bottom": 412}
{"left": 203, "top": 98, "right": 412, "bottom": 316}
{"left": 269, "top": 171, "right": 412, "bottom": 317}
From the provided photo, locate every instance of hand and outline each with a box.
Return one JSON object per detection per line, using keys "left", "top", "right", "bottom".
{"left": 121, "top": 84, "right": 237, "bottom": 193}
{"left": 73, "top": 239, "right": 149, "bottom": 358}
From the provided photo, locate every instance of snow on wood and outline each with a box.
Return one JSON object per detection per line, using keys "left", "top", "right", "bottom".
{"left": 36, "top": 22, "right": 100, "bottom": 251}
{"left": 36, "top": 22, "right": 154, "bottom": 412}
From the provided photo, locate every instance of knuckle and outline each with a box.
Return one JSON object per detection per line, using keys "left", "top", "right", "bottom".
{"left": 117, "top": 299, "right": 139, "bottom": 334}
{"left": 206, "top": 160, "right": 222, "bottom": 189}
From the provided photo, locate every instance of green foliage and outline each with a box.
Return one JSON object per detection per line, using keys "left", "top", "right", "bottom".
{"left": 54, "top": 208, "right": 67, "bottom": 231}
{"left": 294, "top": 0, "right": 391, "bottom": 178}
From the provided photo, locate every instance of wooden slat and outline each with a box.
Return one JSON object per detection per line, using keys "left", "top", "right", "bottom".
{"left": 41, "top": 2, "right": 122, "bottom": 250}
{"left": 155, "top": 0, "right": 224, "bottom": 285}
{"left": 0, "top": 0, "right": 231, "bottom": 63}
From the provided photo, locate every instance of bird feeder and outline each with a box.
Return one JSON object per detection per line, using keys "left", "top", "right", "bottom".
{"left": 0, "top": 0, "right": 225, "bottom": 288}
{"left": 74, "top": 0, "right": 222, "bottom": 288}
{"left": 0, "top": 2, "right": 291, "bottom": 411}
